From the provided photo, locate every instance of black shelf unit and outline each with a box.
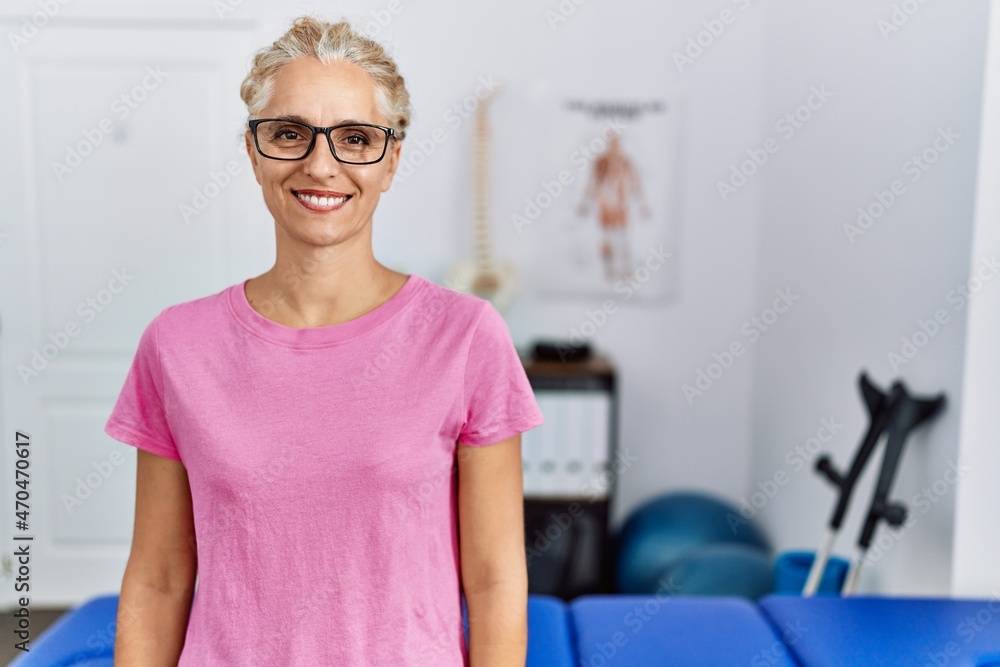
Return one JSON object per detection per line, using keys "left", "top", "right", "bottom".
{"left": 520, "top": 354, "right": 618, "bottom": 600}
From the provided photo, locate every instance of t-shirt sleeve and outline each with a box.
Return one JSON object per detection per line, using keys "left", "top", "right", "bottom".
{"left": 458, "top": 301, "right": 545, "bottom": 446}
{"left": 104, "top": 313, "right": 182, "bottom": 462}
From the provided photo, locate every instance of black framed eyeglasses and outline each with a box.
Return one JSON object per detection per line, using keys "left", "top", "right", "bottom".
{"left": 248, "top": 118, "right": 396, "bottom": 164}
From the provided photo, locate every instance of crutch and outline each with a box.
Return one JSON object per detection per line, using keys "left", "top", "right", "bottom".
{"left": 803, "top": 372, "right": 897, "bottom": 596}
{"left": 840, "top": 380, "right": 946, "bottom": 594}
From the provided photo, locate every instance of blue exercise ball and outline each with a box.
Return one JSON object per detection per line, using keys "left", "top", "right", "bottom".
{"left": 615, "top": 491, "right": 771, "bottom": 594}
{"left": 663, "top": 543, "right": 775, "bottom": 599}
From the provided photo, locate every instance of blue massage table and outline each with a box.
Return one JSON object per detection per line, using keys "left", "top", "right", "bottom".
{"left": 8, "top": 594, "right": 574, "bottom": 666}
{"left": 10, "top": 592, "right": 1000, "bottom": 666}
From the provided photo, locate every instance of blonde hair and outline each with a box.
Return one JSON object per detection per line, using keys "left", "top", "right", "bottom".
{"left": 239, "top": 15, "right": 411, "bottom": 141}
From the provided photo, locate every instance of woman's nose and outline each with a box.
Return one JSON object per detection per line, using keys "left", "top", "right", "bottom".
{"left": 301, "top": 133, "right": 345, "bottom": 179}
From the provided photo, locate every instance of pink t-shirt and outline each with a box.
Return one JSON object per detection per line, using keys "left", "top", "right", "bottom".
{"left": 104, "top": 273, "right": 544, "bottom": 666}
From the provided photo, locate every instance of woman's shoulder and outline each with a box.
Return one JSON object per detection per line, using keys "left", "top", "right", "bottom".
{"left": 410, "top": 274, "right": 494, "bottom": 328}
{"left": 147, "top": 282, "right": 236, "bottom": 340}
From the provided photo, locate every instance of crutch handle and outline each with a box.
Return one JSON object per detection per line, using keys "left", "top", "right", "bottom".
{"left": 813, "top": 372, "right": 896, "bottom": 532}
{"left": 815, "top": 455, "right": 843, "bottom": 486}
{"left": 873, "top": 499, "right": 908, "bottom": 527}
{"left": 856, "top": 382, "right": 945, "bottom": 550}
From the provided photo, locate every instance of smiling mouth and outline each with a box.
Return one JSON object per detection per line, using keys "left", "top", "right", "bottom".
{"left": 293, "top": 189, "right": 353, "bottom": 212}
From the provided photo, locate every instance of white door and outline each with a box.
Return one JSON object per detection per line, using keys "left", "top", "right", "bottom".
{"left": 0, "top": 3, "right": 266, "bottom": 607}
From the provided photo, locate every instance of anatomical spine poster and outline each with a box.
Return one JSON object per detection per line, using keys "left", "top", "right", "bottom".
{"left": 519, "top": 94, "right": 679, "bottom": 301}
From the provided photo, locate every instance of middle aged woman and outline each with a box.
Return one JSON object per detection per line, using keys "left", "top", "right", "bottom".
{"left": 107, "top": 15, "right": 544, "bottom": 667}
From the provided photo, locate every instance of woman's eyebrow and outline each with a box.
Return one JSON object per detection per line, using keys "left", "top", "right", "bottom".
{"left": 273, "top": 114, "right": 370, "bottom": 126}
{"left": 275, "top": 113, "right": 311, "bottom": 124}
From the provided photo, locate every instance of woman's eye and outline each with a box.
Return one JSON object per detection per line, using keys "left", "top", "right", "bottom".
{"left": 276, "top": 130, "right": 301, "bottom": 140}
{"left": 345, "top": 134, "right": 369, "bottom": 145}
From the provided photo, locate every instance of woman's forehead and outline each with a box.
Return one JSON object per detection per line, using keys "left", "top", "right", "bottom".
{"left": 263, "top": 56, "right": 382, "bottom": 123}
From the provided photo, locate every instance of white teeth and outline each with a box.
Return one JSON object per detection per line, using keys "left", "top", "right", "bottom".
{"left": 297, "top": 192, "right": 348, "bottom": 207}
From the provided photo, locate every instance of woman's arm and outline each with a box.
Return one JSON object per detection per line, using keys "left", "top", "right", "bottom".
{"left": 115, "top": 449, "right": 198, "bottom": 665}
{"left": 457, "top": 435, "right": 529, "bottom": 667}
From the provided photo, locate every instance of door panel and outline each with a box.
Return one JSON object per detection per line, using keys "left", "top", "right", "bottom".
{"left": 0, "top": 16, "right": 263, "bottom": 606}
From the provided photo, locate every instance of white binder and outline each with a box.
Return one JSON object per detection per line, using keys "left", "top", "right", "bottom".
{"left": 523, "top": 389, "right": 612, "bottom": 499}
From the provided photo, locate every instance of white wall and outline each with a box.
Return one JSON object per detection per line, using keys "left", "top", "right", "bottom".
{"left": 252, "top": 1, "right": 994, "bottom": 594}
{"left": 952, "top": 0, "right": 1000, "bottom": 598}
{"left": 751, "top": 0, "right": 992, "bottom": 595}
{"left": 254, "top": 0, "right": 768, "bottom": 528}
{"left": 5, "top": 0, "right": 991, "bottom": 598}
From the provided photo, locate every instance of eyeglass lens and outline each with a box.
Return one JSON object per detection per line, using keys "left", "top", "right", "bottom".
{"left": 255, "top": 121, "right": 388, "bottom": 163}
